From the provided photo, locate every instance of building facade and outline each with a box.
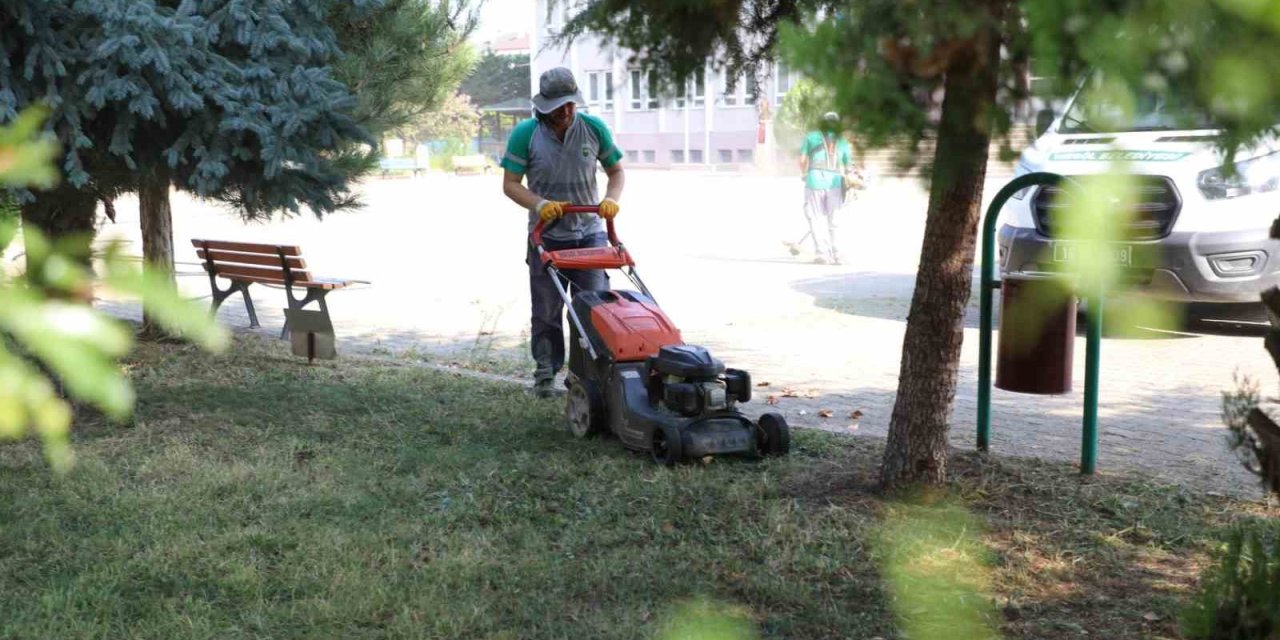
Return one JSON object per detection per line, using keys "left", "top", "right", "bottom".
{"left": 530, "top": 0, "right": 797, "bottom": 168}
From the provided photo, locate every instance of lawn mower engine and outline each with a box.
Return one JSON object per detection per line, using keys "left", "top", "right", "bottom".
{"left": 566, "top": 290, "right": 790, "bottom": 465}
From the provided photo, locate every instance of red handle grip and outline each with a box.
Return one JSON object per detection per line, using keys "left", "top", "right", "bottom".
{"left": 531, "top": 204, "right": 619, "bottom": 248}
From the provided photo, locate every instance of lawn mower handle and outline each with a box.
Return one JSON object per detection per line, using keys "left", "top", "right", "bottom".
{"left": 531, "top": 205, "right": 620, "bottom": 248}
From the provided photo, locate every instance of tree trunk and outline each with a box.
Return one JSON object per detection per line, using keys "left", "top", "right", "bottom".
{"left": 138, "top": 180, "right": 175, "bottom": 337}
{"left": 19, "top": 185, "right": 99, "bottom": 301}
{"left": 879, "top": 8, "right": 1005, "bottom": 490}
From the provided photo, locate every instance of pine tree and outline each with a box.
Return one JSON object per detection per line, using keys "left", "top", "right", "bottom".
{"left": 2, "top": 1, "right": 366, "bottom": 322}
{"left": 332, "top": 0, "right": 478, "bottom": 139}
{"left": 459, "top": 51, "right": 531, "bottom": 108}
{"left": 2, "top": 1, "right": 474, "bottom": 332}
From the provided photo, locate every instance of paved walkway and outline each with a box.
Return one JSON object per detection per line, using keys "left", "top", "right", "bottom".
{"left": 84, "top": 170, "right": 1274, "bottom": 498}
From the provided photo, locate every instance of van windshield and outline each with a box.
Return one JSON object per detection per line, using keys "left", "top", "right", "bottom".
{"left": 1059, "top": 85, "right": 1216, "bottom": 134}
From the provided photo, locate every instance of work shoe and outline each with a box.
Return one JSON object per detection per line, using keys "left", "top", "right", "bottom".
{"left": 813, "top": 256, "right": 829, "bottom": 265}
{"left": 532, "top": 378, "right": 563, "bottom": 399}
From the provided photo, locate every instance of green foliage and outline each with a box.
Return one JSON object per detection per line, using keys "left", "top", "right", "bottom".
{"left": 1185, "top": 524, "right": 1280, "bottom": 639}
{"left": 560, "top": 0, "right": 1280, "bottom": 491}
{"left": 0, "top": 106, "right": 58, "bottom": 191}
{"left": 1, "top": 1, "right": 374, "bottom": 219}
{"left": 658, "top": 599, "right": 758, "bottom": 640}
{"left": 775, "top": 78, "right": 835, "bottom": 154}
{"left": 1023, "top": 0, "right": 1280, "bottom": 161}
{"left": 874, "top": 498, "right": 1000, "bottom": 640}
{"left": 780, "top": 1, "right": 1022, "bottom": 160}
{"left": 459, "top": 51, "right": 532, "bottom": 107}
{"left": 1222, "top": 375, "right": 1264, "bottom": 469}
{"left": 562, "top": 0, "right": 1021, "bottom": 162}
{"left": 0, "top": 109, "right": 227, "bottom": 471}
{"left": 0, "top": 106, "right": 50, "bottom": 249}
{"left": 406, "top": 93, "right": 481, "bottom": 144}
{"left": 332, "top": 0, "right": 479, "bottom": 139}
{"left": 559, "top": 0, "right": 806, "bottom": 92}
{"left": 563, "top": 0, "right": 1280, "bottom": 168}
{"left": 0, "top": 197, "right": 16, "bottom": 245}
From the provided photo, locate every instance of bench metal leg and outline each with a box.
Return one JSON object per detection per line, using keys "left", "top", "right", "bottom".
{"left": 240, "top": 284, "right": 260, "bottom": 329}
{"left": 209, "top": 279, "right": 259, "bottom": 329}
{"left": 280, "top": 287, "right": 331, "bottom": 340}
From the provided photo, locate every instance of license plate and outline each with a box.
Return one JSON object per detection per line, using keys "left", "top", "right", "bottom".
{"left": 1052, "top": 242, "right": 1133, "bottom": 267}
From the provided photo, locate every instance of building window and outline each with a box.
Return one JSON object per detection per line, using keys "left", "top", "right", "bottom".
{"left": 543, "top": 2, "right": 567, "bottom": 37}
{"left": 719, "top": 71, "right": 742, "bottom": 107}
{"left": 629, "top": 69, "right": 659, "bottom": 110}
{"left": 775, "top": 61, "right": 796, "bottom": 106}
{"left": 642, "top": 150, "right": 656, "bottom": 164}
{"left": 626, "top": 150, "right": 639, "bottom": 163}
{"left": 671, "top": 149, "right": 685, "bottom": 163}
{"left": 718, "top": 149, "right": 734, "bottom": 163}
{"left": 720, "top": 71, "right": 757, "bottom": 107}
{"left": 587, "top": 71, "right": 613, "bottom": 111}
{"left": 737, "top": 149, "right": 754, "bottom": 163}
{"left": 690, "top": 149, "right": 704, "bottom": 164}
{"left": 674, "top": 70, "right": 706, "bottom": 109}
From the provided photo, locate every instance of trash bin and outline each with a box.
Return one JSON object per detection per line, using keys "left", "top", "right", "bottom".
{"left": 996, "top": 272, "right": 1076, "bottom": 394}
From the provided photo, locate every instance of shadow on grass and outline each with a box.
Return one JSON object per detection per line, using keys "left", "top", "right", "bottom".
{"left": 4, "top": 335, "right": 1276, "bottom": 639}
{"left": 2, "top": 336, "right": 894, "bottom": 640}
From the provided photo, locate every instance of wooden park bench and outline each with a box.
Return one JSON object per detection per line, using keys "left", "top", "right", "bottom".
{"left": 191, "top": 239, "right": 358, "bottom": 338}
{"left": 378, "top": 156, "right": 428, "bottom": 177}
{"left": 452, "top": 154, "right": 493, "bottom": 176}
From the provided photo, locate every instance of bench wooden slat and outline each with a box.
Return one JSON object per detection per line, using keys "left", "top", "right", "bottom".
{"left": 191, "top": 238, "right": 302, "bottom": 256}
{"left": 206, "top": 263, "right": 314, "bottom": 284}
{"left": 197, "top": 248, "right": 307, "bottom": 270}
{"left": 214, "top": 273, "right": 349, "bottom": 290}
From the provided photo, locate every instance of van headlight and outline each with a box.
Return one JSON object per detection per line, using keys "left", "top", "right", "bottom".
{"left": 1197, "top": 151, "right": 1280, "bottom": 200}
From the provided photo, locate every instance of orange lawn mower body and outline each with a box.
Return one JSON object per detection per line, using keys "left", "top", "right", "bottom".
{"left": 533, "top": 206, "right": 790, "bottom": 465}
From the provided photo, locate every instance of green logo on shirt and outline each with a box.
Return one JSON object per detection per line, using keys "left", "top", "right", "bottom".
{"left": 581, "top": 145, "right": 592, "bottom": 158}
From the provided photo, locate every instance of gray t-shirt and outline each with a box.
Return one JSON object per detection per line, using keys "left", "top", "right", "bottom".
{"left": 501, "top": 113, "right": 624, "bottom": 242}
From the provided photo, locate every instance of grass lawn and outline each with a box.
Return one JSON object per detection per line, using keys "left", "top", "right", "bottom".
{"left": 1, "top": 334, "right": 1276, "bottom": 639}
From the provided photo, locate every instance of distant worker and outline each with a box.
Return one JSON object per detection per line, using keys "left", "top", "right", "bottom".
{"left": 798, "top": 111, "right": 859, "bottom": 265}
{"left": 500, "top": 67, "right": 626, "bottom": 398}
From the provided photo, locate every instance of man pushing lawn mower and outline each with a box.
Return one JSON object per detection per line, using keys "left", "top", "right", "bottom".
{"left": 501, "top": 67, "right": 626, "bottom": 399}
{"left": 505, "top": 71, "right": 791, "bottom": 465}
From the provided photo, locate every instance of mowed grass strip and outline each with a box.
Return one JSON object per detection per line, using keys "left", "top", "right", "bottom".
{"left": 1, "top": 334, "right": 1274, "bottom": 639}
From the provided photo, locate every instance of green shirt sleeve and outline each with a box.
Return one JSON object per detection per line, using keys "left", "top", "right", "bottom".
{"left": 800, "top": 132, "right": 818, "bottom": 157}
{"left": 581, "top": 114, "right": 624, "bottom": 168}
{"left": 501, "top": 119, "right": 537, "bottom": 174}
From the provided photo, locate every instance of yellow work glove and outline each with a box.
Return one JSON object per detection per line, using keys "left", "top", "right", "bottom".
{"left": 536, "top": 200, "right": 570, "bottom": 223}
{"left": 598, "top": 197, "right": 620, "bottom": 220}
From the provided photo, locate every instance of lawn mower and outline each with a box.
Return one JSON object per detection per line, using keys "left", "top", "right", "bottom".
{"left": 533, "top": 206, "right": 790, "bottom": 465}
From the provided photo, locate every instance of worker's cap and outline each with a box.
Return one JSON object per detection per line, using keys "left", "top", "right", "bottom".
{"left": 823, "top": 111, "right": 840, "bottom": 122}
{"left": 532, "top": 67, "right": 585, "bottom": 114}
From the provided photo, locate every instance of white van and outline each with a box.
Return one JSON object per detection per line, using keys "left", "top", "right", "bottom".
{"left": 997, "top": 81, "right": 1280, "bottom": 311}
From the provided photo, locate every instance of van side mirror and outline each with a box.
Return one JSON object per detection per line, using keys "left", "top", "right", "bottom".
{"left": 1035, "top": 108, "right": 1056, "bottom": 137}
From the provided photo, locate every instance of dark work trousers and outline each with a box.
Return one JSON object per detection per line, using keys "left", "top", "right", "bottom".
{"left": 528, "top": 232, "right": 609, "bottom": 383}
